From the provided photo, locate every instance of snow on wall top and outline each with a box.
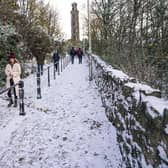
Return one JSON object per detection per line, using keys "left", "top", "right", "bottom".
{"left": 92, "top": 54, "right": 168, "bottom": 116}
{"left": 125, "top": 82, "right": 160, "bottom": 94}
{"left": 143, "top": 96, "right": 168, "bottom": 117}
{"left": 106, "top": 66, "right": 130, "bottom": 81}
{"left": 92, "top": 54, "right": 129, "bottom": 81}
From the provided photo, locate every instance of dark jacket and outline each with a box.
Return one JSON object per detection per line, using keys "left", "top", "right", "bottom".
{"left": 70, "top": 48, "right": 76, "bottom": 57}
{"left": 53, "top": 52, "right": 60, "bottom": 63}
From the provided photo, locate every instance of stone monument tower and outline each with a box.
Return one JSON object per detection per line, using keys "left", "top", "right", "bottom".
{"left": 71, "top": 2, "right": 80, "bottom": 43}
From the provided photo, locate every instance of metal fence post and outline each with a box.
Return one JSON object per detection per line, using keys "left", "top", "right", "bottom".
{"left": 48, "top": 66, "right": 51, "bottom": 87}
{"left": 64, "top": 57, "right": 66, "bottom": 68}
{"left": 63, "top": 57, "right": 65, "bottom": 69}
{"left": 19, "top": 80, "right": 25, "bottom": 116}
{"left": 67, "top": 56, "right": 69, "bottom": 66}
{"left": 89, "top": 53, "right": 93, "bottom": 81}
{"left": 53, "top": 63, "right": 56, "bottom": 80}
{"left": 89, "top": 53, "right": 91, "bottom": 80}
{"left": 58, "top": 62, "right": 60, "bottom": 75}
{"left": 61, "top": 57, "right": 63, "bottom": 72}
{"left": 37, "top": 72, "right": 42, "bottom": 99}
{"left": 67, "top": 56, "right": 68, "bottom": 66}
{"left": 66, "top": 56, "right": 68, "bottom": 67}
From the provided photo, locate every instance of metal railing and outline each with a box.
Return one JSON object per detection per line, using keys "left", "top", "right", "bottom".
{"left": 36, "top": 55, "right": 71, "bottom": 99}
{"left": 0, "top": 55, "right": 71, "bottom": 116}
{"left": 0, "top": 81, "right": 25, "bottom": 116}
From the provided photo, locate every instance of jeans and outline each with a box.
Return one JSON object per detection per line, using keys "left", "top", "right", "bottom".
{"left": 8, "top": 78, "right": 17, "bottom": 99}
{"left": 79, "top": 56, "right": 82, "bottom": 64}
{"left": 54, "top": 62, "right": 59, "bottom": 71}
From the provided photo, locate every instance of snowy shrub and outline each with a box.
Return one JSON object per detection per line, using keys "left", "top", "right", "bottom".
{"left": 0, "top": 22, "right": 21, "bottom": 87}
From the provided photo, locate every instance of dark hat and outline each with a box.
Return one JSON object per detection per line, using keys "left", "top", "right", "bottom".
{"left": 9, "top": 53, "right": 16, "bottom": 59}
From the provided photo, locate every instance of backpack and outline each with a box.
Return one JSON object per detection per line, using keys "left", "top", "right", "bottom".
{"left": 78, "top": 50, "right": 82, "bottom": 56}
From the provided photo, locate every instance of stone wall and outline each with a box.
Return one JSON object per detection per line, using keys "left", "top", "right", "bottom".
{"left": 91, "top": 54, "right": 168, "bottom": 168}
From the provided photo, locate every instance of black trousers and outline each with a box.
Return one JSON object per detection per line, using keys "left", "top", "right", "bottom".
{"left": 8, "top": 78, "right": 17, "bottom": 99}
{"left": 54, "top": 62, "right": 59, "bottom": 71}
{"left": 79, "top": 56, "right": 82, "bottom": 64}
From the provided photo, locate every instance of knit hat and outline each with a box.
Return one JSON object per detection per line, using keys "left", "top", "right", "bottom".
{"left": 9, "top": 53, "right": 16, "bottom": 59}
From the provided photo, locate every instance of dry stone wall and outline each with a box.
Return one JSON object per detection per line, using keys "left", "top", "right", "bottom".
{"left": 91, "top": 54, "right": 168, "bottom": 168}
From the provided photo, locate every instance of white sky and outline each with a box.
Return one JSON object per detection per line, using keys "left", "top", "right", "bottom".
{"left": 48, "top": 0, "right": 88, "bottom": 40}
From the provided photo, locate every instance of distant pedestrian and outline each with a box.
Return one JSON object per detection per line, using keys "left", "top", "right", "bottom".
{"left": 53, "top": 50, "right": 60, "bottom": 72}
{"left": 70, "top": 47, "right": 76, "bottom": 64}
{"left": 77, "top": 48, "right": 83, "bottom": 64}
{"left": 5, "top": 53, "right": 21, "bottom": 107}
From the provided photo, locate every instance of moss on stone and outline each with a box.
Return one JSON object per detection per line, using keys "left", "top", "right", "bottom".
{"left": 123, "top": 85, "right": 134, "bottom": 98}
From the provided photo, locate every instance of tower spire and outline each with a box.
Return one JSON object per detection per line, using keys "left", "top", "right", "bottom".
{"left": 71, "top": 2, "right": 80, "bottom": 43}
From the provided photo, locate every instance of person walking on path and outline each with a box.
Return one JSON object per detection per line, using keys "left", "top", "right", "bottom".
{"left": 77, "top": 48, "right": 83, "bottom": 64}
{"left": 53, "top": 50, "right": 60, "bottom": 72}
{"left": 70, "top": 47, "right": 76, "bottom": 64}
{"left": 5, "top": 53, "right": 21, "bottom": 107}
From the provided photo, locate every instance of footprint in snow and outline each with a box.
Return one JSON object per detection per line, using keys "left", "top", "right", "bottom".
{"left": 93, "top": 152, "right": 99, "bottom": 156}
{"left": 63, "top": 137, "right": 68, "bottom": 141}
{"left": 83, "top": 104, "right": 88, "bottom": 108}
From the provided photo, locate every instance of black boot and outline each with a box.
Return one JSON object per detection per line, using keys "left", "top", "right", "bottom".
{"left": 8, "top": 98, "right": 13, "bottom": 107}
{"left": 14, "top": 98, "right": 17, "bottom": 107}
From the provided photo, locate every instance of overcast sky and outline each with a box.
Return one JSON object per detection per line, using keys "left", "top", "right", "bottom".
{"left": 48, "top": 0, "right": 88, "bottom": 40}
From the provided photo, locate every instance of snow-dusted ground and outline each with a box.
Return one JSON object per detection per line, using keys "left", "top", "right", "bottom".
{"left": 0, "top": 58, "right": 122, "bottom": 168}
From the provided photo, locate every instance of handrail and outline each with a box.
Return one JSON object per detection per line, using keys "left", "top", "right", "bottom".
{"left": 0, "top": 83, "right": 19, "bottom": 95}
{"left": 36, "top": 55, "right": 71, "bottom": 99}
{"left": 0, "top": 55, "right": 71, "bottom": 116}
{"left": 0, "top": 81, "right": 25, "bottom": 116}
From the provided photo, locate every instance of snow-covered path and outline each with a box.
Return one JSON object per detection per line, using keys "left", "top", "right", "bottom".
{"left": 0, "top": 58, "right": 122, "bottom": 168}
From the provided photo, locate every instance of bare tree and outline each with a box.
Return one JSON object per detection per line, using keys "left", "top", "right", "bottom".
{"left": 91, "top": 0, "right": 168, "bottom": 97}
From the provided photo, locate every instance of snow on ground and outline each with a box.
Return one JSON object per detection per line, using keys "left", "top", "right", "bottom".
{"left": 0, "top": 58, "right": 122, "bottom": 168}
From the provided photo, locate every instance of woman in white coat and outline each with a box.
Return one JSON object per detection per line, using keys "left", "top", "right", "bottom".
{"left": 5, "top": 53, "right": 21, "bottom": 107}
